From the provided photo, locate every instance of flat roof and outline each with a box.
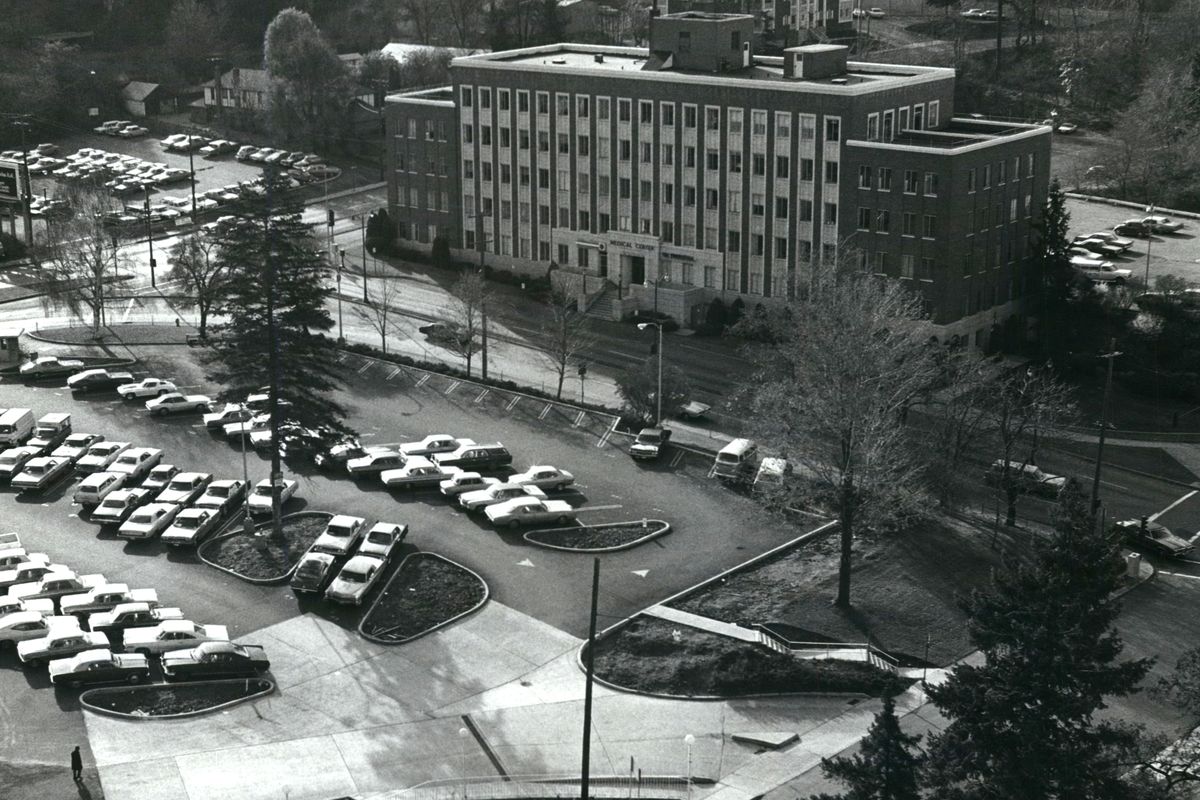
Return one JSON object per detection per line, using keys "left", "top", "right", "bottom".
{"left": 453, "top": 44, "right": 951, "bottom": 94}
{"left": 848, "top": 116, "right": 1050, "bottom": 154}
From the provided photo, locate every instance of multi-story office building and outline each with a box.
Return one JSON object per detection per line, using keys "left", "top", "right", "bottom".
{"left": 385, "top": 11, "right": 1051, "bottom": 347}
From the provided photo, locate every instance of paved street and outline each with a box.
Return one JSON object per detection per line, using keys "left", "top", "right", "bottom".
{"left": 1064, "top": 197, "right": 1200, "bottom": 287}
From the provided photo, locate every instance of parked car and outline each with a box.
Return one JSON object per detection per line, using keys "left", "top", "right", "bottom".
{"left": 247, "top": 478, "right": 298, "bottom": 515}
{"left": 0, "top": 562, "right": 64, "bottom": 593}
{"left": 193, "top": 479, "right": 246, "bottom": 517}
{"left": 118, "top": 378, "right": 177, "bottom": 399}
{"left": 75, "top": 441, "right": 131, "bottom": 474}
{"left": 630, "top": 427, "right": 672, "bottom": 460}
{"left": 234, "top": 145, "right": 258, "bottom": 161}
{"left": 0, "top": 611, "right": 78, "bottom": 646}
{"left": 67, "top": 368, "right": 136, "bottom": 394}
{"left": 0, "top": 596, "right": 55, "bottom": 618}
{"left": 1143, "top": 215, "right": 1184, "bottom": 234}
{"left": 117, "top": 125, "right": 148, "bottom": 138}
{"left": 20, "top": 355, "right": 84, "bottom": 378}
{"left": 1076, "top": 263, "right": 1133, "bottom": 284}
{"left": 109, "top": 447, "right": 164, "bottom": 483}
{"left": 985, "top": 459, "right": 1066, "bottom": 498}
{"left": 117, "top": 503, "right": 182, "bottom": 540}
{"left": 141, "top": 463, "right": 180, "bottom": 492}
{"left": 356, "top": 522, "right": 407, "bottom": 561}
{"left": 346, "top": 449, "right": 406, "bottom": 478}
{"left": 73, "top": 471, "right": 126, "bottom": 508}
{"left": 439, "top": 471, "right": 500, "bottom": 497}
{"left": 1114, "top": 219, "right": 1153, "bottom": 238}
{"left": 313, "top": 440, "right": 369, "bottom": 470}
{"left": 125, "top": 620, "right": 229, "bottom": 655}
{"left": 61, "top": 584, "right": 158, "bottom": 617}
{"left": 88, "top": 487, "right": 155, "bottom": 526}
{"left": 162, "top": 641, "right": 270, "bottom": 681}
{"left": 50, "top": 433, "right": 103, "bottom": 464}
{"left": 223, "top": 413, "right": 270, "bottom": 440}
{"left": 204, "top": 404, "right": 253, "bottom": 431}
{"left": 9, "top": 571, "right": 106, "bottom": 604}
{"left": 485, "top": 496, "right": 576, "bottom": 528}
{"left": 1072, "top": 238, "right": 1125, "bottom": 258}
{"left": 146, "top": 393, "right": 212, "bottom": 416}
{"left": 87, "top": 603, "right": 184, "bottom": 637}
{"left": 380, "top": 458, "right": 459, "bottom": 490}
{"left": 0, "top": 445, "right": 42, "bottom": 483}
{"left": 459, "top": 483, "right": 547, "bottom": 512}
{"left": 48, "top": 648, "right": 151, "bottom": 687}
{"left": 290, "top": 552, "right": 337, "bottom": 594}
{"left": 399, "top": 435, "right": 474, "bottom": 458}
{"left": 18, "top": 628, "right": 109, "bottom": 668}
{"left": 1084, "top": 231, "right": 1135, "bottom": 251}
{"left": 161, "top": 507, "right": 222, "bottom": 547}
{"left": 1114, "top": 518, "right": 1194, "bottom": 558}
{"left": 199, "top": 139, "right": 238, "bottom": 157}
{"left": 156, "top": 472, "right": 212, "bottom": 505}
{"left": 312, "top": 515, "right": 367, "bottom": 556}
{"left": 325, "top": 555, "right": 385, "bottom": 605}
{"left": 510, "top": 465, "right": 575, "bottom": 492}
{"left": 433, "top": 443, "right": 512, "bottom": 472}
{"left": 12, "top": 456, "right": 72, "bottom": 492}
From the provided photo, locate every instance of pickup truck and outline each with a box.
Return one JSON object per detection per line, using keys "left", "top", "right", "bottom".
{"left": 19, "top": 355, "right": 85, "bottom": 379}
{"left": 18, "top": 628, "right": 110, "bottom": 667}
{"left": 60, "top": 584, "right": 158, "bottom": 616}
{"left": 86, "top": 602, "right": 184, "bottom": 636}
{"left": 66, "top": 369, "right": 136, "bottom": 394}
{"left": 629, "top": 427, "right": 672, "bottom": 460}
{"left": 9, "top": 571, "right": 106, "bottom": 603}
{"left": 48, "top": 648, "right": 151, "bottom": 687}
{"left": 11, "top": 456, "right": 72, "bottom": 492}
{"left": 124, "top": 620, "right": 230, "bottom": 655}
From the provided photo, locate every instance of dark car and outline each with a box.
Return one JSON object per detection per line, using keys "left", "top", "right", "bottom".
{"left": 630, "top": 427, "right": 672, "bottom": 460}
{"left": 66, "top": 369, "right": 136, "bottom": 394}
{"left": 162, "top": 641, "right": 270, "bottom": 681}
{"left": 432, "top": 443, "right": 512, "bottom": 472}
{"left": 290, "top": 552, "right": 336, "bottom": 594}
{"left": 1115, "top": 518, "right": 1194, "bottom": 558}
{"left": 313, "top": 440, "right": 368, "bottom": 470}
{"left": 1113, "top": 220, "right": 1153, "bottom": 238}
{"left": 419, "top": 321, "right": 472, "bottom": 349}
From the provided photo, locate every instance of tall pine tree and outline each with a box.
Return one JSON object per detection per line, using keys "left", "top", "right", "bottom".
{"left": 811, "top": 690, "right": 924, "bottom": 800}
{"left": 205, "top": 168, "right": 348, "bottom": 535}
{"left": 924, "top": 480, "right": 1151, "bottom": 799}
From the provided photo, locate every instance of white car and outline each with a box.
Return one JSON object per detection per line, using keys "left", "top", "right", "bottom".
{"left": 156, "top": 472, "right": 212, "bottom": 505}
{"left": 88, "top": 487, "right": 155, "bottom": 526}
{"left": 356, "top": 522, "right": 407, "bottom": 560}
{"left": 19, "top": 355, "right": 84, "bottom": 378}
{"left": 439, "top": 471, "right": 500, "bottom": 497}
{"left": 1069, "top": 253, "right": 1113, "bottom": 270}
{"left": 146, "top": 393, "right": 212, "bottom": 416}
{"left": 223, "top": 413, "right": 270, "bottom": 440}
{"left": 124, "top": 620, "right": 230, "bottom": 655}
{"left": 0, "top": 611, "right": 79, "bottom": 646}
{"left": 142, "top": 463, "right": 180, "bottom": 492}
{"left": 380, "top": 459, "right": 459, "bottom": 490}
{"left": 50, "top": 433, "right": 104, "bottom": 464}
{"left": 117, "top": 503, "right": 181, "bottom": 540}
{"left": 346, "top": 449, "right": 405, "bottom": 478}
{"left": 9, "top": 571, "right": 106, "bottom": 603}
{"left": 117, "top": 378, "right": 177, "bottom": 399}
{"left": 204, "top": 404, "right": 252, "bottom": 431}
{"left": 459, "top": 483, "right": 547, "bottom": 512}
{"left": 247, "top": 478, "right": 298, "bottom": 515}
{"left": 118, "top": 125, "right": 148, "bottom": 138}
{"left": 324, "top": 555, "right": 385, "bottom": 605}
{"left": 312, "top": 515, "right": 367, "bottom": 556}
{"left": 12, "top": 456, "right": 72, "bottom": 492}
{"left": 0, "top": 446, "right": 43, "bottom": 482}
{"left": 1084, "top": 231, "right": 1134, "bottom": 251}
{"left": 87, "top": 603, "right": 185, "bottom": 636}
{"left": 1076, "top": 263, "right": 1133, "bottom": 283}
{"left": 193, "top": 479, "right": 246, "bottom": 516}
{"left": 48, "top": 648, "right": 151, "bottom": 687}
{"left": 60, "top": 584, "right": 158, "bottom": 616}
{"left": 510, "top": 465, "right": 575, "bottom": 492}
{"left": 75, "top": 441, "right": 131, "bottom": 474}
{"left": 0, "top": 561, "right": 63, "bottom": 592}
{"left": 1144, "top": 215, "right": 1184, "bottom": 233}
{"left": 109, "top": 447, "right": 163, "bottom": 483}
{"left": 0, "top": 547, "right": 48, "bottom": 570}
{"left": 0, "top": 596, "right": 55, "bottom": 617}
{"left": 18, "top": 627, "right": 109, "bottom": 667}
{"left": 485, "top": 496, "right": 577, "bottom": 528}
{"left": 399, "top": 435, "right": 474, "bottom": 458}
{"left": 161, "top": 507, "right": 222, "bottom": 547}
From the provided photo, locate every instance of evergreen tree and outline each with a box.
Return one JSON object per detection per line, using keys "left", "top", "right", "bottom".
{"left": 1032, "top": 178, "right": 1074, "bottom": 314}
{"left": 205, "top": 168, "right": 348, "bottom": 535}
{"left": 811, "top": 691, "right": 924, "bottom": 800}
{"left": 925, "top": 480, "right": 1152, "bottom": 799}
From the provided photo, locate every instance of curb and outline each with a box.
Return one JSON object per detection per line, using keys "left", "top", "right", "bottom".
{"left": 79, "top": 678, "right": 275, "bottom": 720}
{"left": 524, "top": 520, "right": 672, "bottom": 553}
{"left": 197, "top": 511, "right": 332, "bottom": 584}
{"left": 1064, "top": 193, "right": 1200, "bottom": 221}
{"left": 358, "top": 551, "right": 490, "bottom": 645}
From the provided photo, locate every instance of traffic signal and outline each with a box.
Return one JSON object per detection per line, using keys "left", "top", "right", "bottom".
{"left": 577, "top": 363, "right": 588, "bottom": 377}
{"left": 327, "top": 209, "right": 335, "bottom": 228}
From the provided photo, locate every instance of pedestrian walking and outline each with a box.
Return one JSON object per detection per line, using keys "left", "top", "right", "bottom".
{"left": 71, "top": 746, "right": 82, "bottom": 782}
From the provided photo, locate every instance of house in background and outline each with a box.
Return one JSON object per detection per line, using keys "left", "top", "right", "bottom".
{"left": 121, "top": 81, "right": 176, "bottom": 117}
{"left": 203, "top": 67, "right": 271, "bottom": 112}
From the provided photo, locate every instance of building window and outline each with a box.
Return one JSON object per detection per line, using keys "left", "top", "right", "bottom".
{"left": 753, "top": 154, "right": 766, "bottom": 176}
{"left": 660, "top": 220, "right": 672, "bottom": 241}
{"left": 903, "top": 170, "right": 917, "bottom": 193}
{"left": 726, "top": 268, "right": 740, "bottom": 291}
{"left": 924, "top": 172, "right": 938, "bottom": 196}
{"left": 749, "top": 271, "right": 762, "bottom": 293}
{"left": 801, "top": 158, "right": 814, "bottom": 181}
{"left": 903, "top": 212, "right": 916, "bottom": 236}
{"left": 661, "top": 182, "right": 672, "bottom": 203}
{"left": 557, "top": 94, "right": 569, "bottom": 116}
{"left": 462, "top": 125, "right": 473, "bottom": 144}
{"left": 538, "top": 168, "right": 549, "bottom": 188}
{"left": 462, "top": 87, "right": 473, "bottom": 107}
{"left": 877, "top": 167, "right": 892, "bottom": 191}
{"left": 480, "top": 126, "right": 491, "bottom": 146}
{"left": 928, "top": 100, "right": 940, "bottom": 127}
{"left": 500, "top": 199, "right": 511, "bottom": 219}
{"left": 876, "top": 209, "right": 890, "bottom": 232}
{"left": 728, "top": 190, "right": 740, "bottom": 213}
{"left": 776, "top": 112, "right": 790, "bottom": 138}
{"left": 1027, "top": 153, "right": 1035, "bottom": 177}
{"left": 662, "top": 144, "right": 674, "bottom": 165}
{"left": 678, "top": 31, "right": 691, "bottom": 52}
{"left": 598, "top": 97, "right": 610, "bottom": 119}
{"left": 923, "top": 214, "right": 936, "bottom": 238}
{"left": 577, "top": 96, "right": 589, "bottom": 117}
{"left": 775, "top": 236, "right": 788, "bottom": 259}
{"left": 499, "top": 128, "right": 510, "bottom": 148}
{"left": 640, "top": 100, "right": 653, "bottom": 124}
{"left": 867, "top": 113, "right": 879, "bottom": 141}
{"left": 642, "top": 141, "right": 653, "bottom": 163}
{"left": 912, "top": 103, "right": 924, "bottom": 130}
{"left": 500, "top": 163, "right": 511, "bottom": 184}
{"left": 704, "top": 266, "right": 716, "bottom": 288}
{"left": 799, "top": 199, "right": 813, "bottom": 221}
{"left": 751, "top": 193, "right": 764, "bottom": 216}
{"left": 998, "top": 159, "right": 1007, "bottom": 184}
{"left": 705, "top": 226, "right": 718, "bottom": 250}
{"left": 875, "top": 251, "right": 887, "bottom": 273}
{"left": 684, "top": 185, "right": 696, "bottom": 207}
{"left": 579, "top": 173, "right": 590, "bottom": 194}
{"left": 685, "top": 146, "right": 696, "bottom": 167}
{"left": 684, "top": 105, "right": 697, "bottom": 128}
{"left": 729, "top": 152, "right": 742, "bottom": 173}
{"left": 557, "top": 133, "right": 569, "bottom": 154}
{"left": 752, "top": 234, "right": 764, "bottom": 256}
{"left": 728, "top": 230, "right": 741, "bottom": 252}
{"left": 706, "top": 188, "right": 719, "bottom": 209}
{"left": 578, "top": 136, "right": 590, "bottom": 156}
{"left": 682, "top": 224, "right": 695, "bottom": 246}
{"left": 618, "top": 98, "right": 631, "bottom": 122}
{"left": 498, "top": 89, "right": 510, "bottom": 111}
{"left": 920, "top": 257, "right": 934, "bottom": 281}
{"left": 480, "top": 88, "right": 491, "bottom": 109}
{"left": 707, "top": 149, "right": 720, "bottom": 171}
{"left": 824, "top": 161, "right": 839, "bottom": 183}
{"left": 559, "top": 206, "right": 570, "bottom": 228}
{"left": 857, "top": 207, "right": 871, "bottom": 231}
{"left": 729, "top": 108, "right": 743, "bottom": 134}
{"left": 619, "top": 139, "right": 631, "bottom": 161}
{"left": 706, "top": 107, "right": 720, "bottom": 130}
{"left": 776, "top": 155, "right": 790, "bottom": 178}
{"left": 982, "top": 164, "right": 991, "bottom": 188}
{"left": 517, "top": 91, "right": 529, "bottom": 112}
{"left": 901, "top": 254, "right": 915, "bottom": 279}
{"left": 967, "top": 168, "right": 976, "bottom": 192}
{"left": 463, "top": 159, "right": 474, "bottom": 179}
{"left": 537, "top": 131, "right": 548, "bottom": 152}
{"left": 425, "top": 120, "right": 435, "bottom": 141}
{"left": 775, "top": 197, "right": 788, "bottom": 218}
{"left": 825, "top": 117, "right": 840, "bottom": 142}
{"left": 640, "top": 179, "right": 652, "bottom": 198}
{"left": 619, "top": 178, "right": 631, "bottom": 198}
{"left": 858, "top": 165, "right": 871, "bottom": 189}
{"left": 481, "top": 162, "right": 493, "bottom": 183}
{"left": 800, "top": 114, "right": 815, "bottom": 140}
{"left": 824, "top": 203, "right": 838, "bottom": 224}
{"left": 519, "top": 130, "right": 530, "bottom": 150}
{"left": 599, "top": 175, "right": 610, "bottom": 196}
{"left": 597, "top": 136, "right": 609, "bottom": 158}
{"left": 899, "top": 106, "right": 909, "bottom": 130}
{"left": 883, "top": 110, "right": 894, "bottom": 141}
{"left": 661, "top": 103, "right": 674, "bottom": 126}
{"left": 752, "top": 110, "right": 767, "bottom": 136}
{"left": 558, "top": 244, "right": 570, "bottom": 263}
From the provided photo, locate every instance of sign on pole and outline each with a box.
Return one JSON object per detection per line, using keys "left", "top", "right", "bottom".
{"left": 0, "top": 161, "right": 19, "bottom": 204}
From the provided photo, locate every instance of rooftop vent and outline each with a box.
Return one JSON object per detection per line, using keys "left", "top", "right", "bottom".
{"left": 552, "top": 58, "right": 567, "bottom": 64}
{"left": 594, "top": 53, "right": 605, "bottom": 63}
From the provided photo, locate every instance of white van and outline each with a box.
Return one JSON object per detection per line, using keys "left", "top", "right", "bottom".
{"left": 73, "top": 471, "right": 126, "bottom": 508}
{"left": 0, "top": 408, "right": 35, "bottom": 447}
{"left": 713, "top": 438, "right": 757, "bottom": 482}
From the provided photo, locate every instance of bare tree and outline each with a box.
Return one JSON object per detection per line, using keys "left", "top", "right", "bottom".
{"left": 448, "top": 271, "right": 490, "bottom": 378}
{"left": 919, "top": 353, "right": 1003, "bottom": 509}
{"left": 739, "top": 263, "right": 942, "bottom": 608}
{"left": 539, "top": 284, "right": 595, "bottom": 400}
{"left": 445, "top": 0, "right": 486, "bottom": 47}
{"left": 167, "top": 232, "right": 228, "bottom": 338}
{"left": 353, "top": 278, "right": 402, "bottom": 354}
{"left": 37, "top": 185, "right": 126, "bottom": 336}
{"left": 397, "top": 0, "right": 445, "bottom": 44}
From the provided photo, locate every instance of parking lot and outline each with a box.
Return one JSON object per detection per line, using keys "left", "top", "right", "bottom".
{"left": 0, "top": 341, "right": 812, "bottom": 769}
{"left": 1065, "top": 197, "right": 1200, "bottom": 286}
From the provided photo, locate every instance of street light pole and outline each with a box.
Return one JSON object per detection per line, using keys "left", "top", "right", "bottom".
{"left": 1091, "top": 339, "right": 1121, "bottom": 516}
{"left": 144, "top": 186, "right": 156, "bottom": 288}
{"left": 187, "top": 145, "right": 197, "bottom": 223}
{"left": 476, "top": 211, "right": 489, "bottom": 380}
{"left": 637, "top": 322, "right": 663, "bottom": 425}
{"left": 1143, "top": 205, "right": 1155, "bottom": 292}
{"left": 12, "top": 118, "right": 34, "bottom": 246}
{"left": 337, "top": 249, "right": 346, "bottom": 343}
{"left": 357, "top": 214, "right": 368, "bottom": 302}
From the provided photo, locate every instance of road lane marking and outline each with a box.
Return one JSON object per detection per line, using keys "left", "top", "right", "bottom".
{"left": 1159, "top": 571, "right": 1200, "bottom": 581}
{"left": 474, "top": 389, "right": 489, "bottom": 404}
{"left": 444, "top": 381, "right": 460, "bottom": 395}
{"left": 384, "top": 367, "right": 401, "bottom": 381}
{"left": 518, "top": 558, "right": 535, "bottom": 567}
{"left": 537, "top": 403, "right": 552, "bottom": 420}
{"left": 1189, "top": 533, "right": 1200, "bottom": 545}
{"left": 416, "top": 374, "right": 430, "bottom": 388}
{"left": 669, "top": 450, "right": 684, "bottom": 468}
{"left": 1099, "top": 479, "right": 1128, "bottom": 491}
{"left": 1150, "top": 489, "right": 1199, "bottom": 523}
{"left": 575, "top": 504, "right": 623, "bottom": 512}
{"left": 505, "top": 396, "right": 520, "bottom": 412}
{"left": 632, "top": 570, "right": 649, "bottom": 578}
{"left": 572, "top": 411, "right": 586, "bottom": 428}
{"left": 707, "top": 463, "right": 718, "bottom": 479}
{"left": 356, "top": 361, "right": 373, "bottom": 375}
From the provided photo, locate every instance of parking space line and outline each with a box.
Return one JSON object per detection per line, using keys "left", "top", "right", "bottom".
{"left": 575, "top": 504, "right": 623, "bottom": 513}
{"left": 1159, "top": 571, "right": 1200, "bottom": 581}
{"left": 416, "top": 374, "right": 431, "bottom": 388}
{"left": 445, "top": 380, "right": 461, "bottom": 395}
{"left": 505, "top": 396, "right": 521, "bottom": 412}
{"left": 474, "top": 388, "right": 489, "bottom": 404}
{"left": 356, "top": 361, "right": 373, "bottom": 375}
{"left": 384, "top": 366, "right": 401, "bottom": 381}
{"left": 1190, "top": 533, "right": 1200, "bottom": 545}
{"left": 572, "top": 411, "right": 586, "bottom": 428}
{"left": 1150, "top": 489, "right": 1199, "bottom": 523}
{"left": 537, "top": 403, "right": 552, "bottom": 420}
{"left": 669, "top": 450, "right": 684, "bottom": 468}
{"left": 707, "top": 463, "right": 718, "bottom": 479}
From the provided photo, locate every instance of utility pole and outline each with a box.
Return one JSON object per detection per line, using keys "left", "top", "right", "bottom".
{"left": 580, "top": 558, "right": 600, "bottom": 800}
{"left": 1091, "top": 339, "right": 1121, "bottom": 516}
{"left": 1143, "top": 205, "right": 1155, "bottom": 292}
{"left": 356, "top": 213, "right": 368, "bottom": 301}
{"left": 187, "top": 144, "right": 198, "bottom": 223}
{"left": 144, "top": 186, "right": 157, "bottom": 288}
{"left": 12, "top": 118, "right": 34, "bottom": 246}
{"left": 476, "top": 211, "right": 489, "bottom": 380}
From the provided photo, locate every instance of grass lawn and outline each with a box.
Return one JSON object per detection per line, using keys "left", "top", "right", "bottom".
{"left": 593, "top": 616, "right": 902, "bottom": 698}
{"left": 670, "top": 515, "right": 1033, "bottom": 666}
{"left": 200, "top": 513, "right": 331, "bottom": 580}
{"left": 1044, "top": 438, "right": 1198, "bottom": 484}
{"left": 36, "top": 322, "right": 196, "bottom": 346}
{"left": 360, "top": 554, "right": 486, "bottom": 642}
{"left": 1071, "top": 370, "right": 1200, "bottom": 434}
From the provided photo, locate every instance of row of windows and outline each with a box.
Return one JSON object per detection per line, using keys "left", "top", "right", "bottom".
{"left": 860, "top": 251, "right": 937, "bottom": 282}
{"left": 394, "top": 119, "right": 450, "bottom": 142}
{"left": 865, "top": 101, "right": 939, "bottom": 142}
{"left": 967, "top": 154, "right": 1036, "bottom": 191}
{"left": 857, "top": 166, "right": 938, "bottom": 195}
{"left": 393, "top": 150, "right": 450, "bottom": 176}
{"left": 395, "top": 185, "right": 451, "bottom": 213}
{"left": 856, "top": 208, "right": 937, "bottom": 238}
